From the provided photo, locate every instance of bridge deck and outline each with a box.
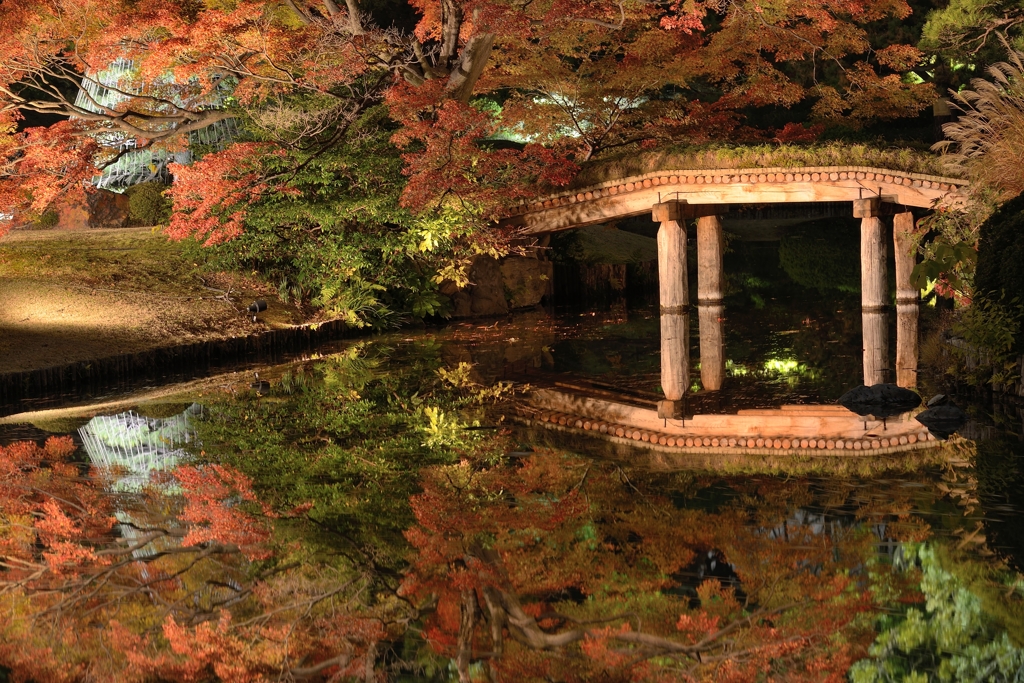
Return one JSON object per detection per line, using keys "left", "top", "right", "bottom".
{"left": 502, "top": 165, "right": 967, "bottom": 234}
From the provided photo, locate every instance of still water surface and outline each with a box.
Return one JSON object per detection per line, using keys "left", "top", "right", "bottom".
{"left": 2, "top": 230, "right": 1023, "bottom": 681}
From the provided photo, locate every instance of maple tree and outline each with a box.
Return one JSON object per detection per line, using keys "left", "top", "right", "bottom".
{"left": 1, "top": 0, "right": 935, "bottom": 234}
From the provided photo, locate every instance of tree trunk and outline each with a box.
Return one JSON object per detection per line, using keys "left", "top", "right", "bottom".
{"left": 447, "top": 30, "right": 496, "bottom": 103}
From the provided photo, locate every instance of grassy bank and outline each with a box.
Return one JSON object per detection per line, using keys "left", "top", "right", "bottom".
{"left": 0, "top": 227, "right": 306, "bottom": 373}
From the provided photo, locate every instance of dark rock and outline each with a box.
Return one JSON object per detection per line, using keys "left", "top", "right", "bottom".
{"left": 838, "top": 383, "right": 922, "bottom": 418}
{"left": 451, "top": 289, "right": 473, "bottom": 318}
{"left": 501, "top": 256, "right": 552, "bottom": 309}
{"left": 448, "top": 255, "right": 552, "bottom": 318}
{"left": 467, "top": 255, "right": 509, "bottom": 317}
{"left": 87, "top": 189, "right": 130, "bottom": 228}
{"left": 53, "top": 195, "right": 89, "bottom": 230}
{"left": 915, "top": 403, "right": 968, "bottom": 439}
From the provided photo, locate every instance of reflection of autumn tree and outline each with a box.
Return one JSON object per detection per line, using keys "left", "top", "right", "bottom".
{"left": 0, "top": 437, "right": 382, "bottom": 681}
{"left": 402, "top": 454, "right": 895, "bottom": 682}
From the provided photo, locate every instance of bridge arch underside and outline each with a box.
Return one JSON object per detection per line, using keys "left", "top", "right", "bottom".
{"left": 509, "top": 166, "right": 968, "bottom": 449}
{"left": 502, "top": 166, "right": 965, "bottom": 234}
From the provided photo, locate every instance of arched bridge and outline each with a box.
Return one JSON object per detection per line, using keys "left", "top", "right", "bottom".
{"left": 500, "top": 165, "right": 968, "bottom": 419}
{"left": 500, "top": 165, "right": 967, "bottom": 233}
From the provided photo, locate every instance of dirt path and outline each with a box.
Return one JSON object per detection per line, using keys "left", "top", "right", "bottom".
{"left": 0, "top": 227, "right": 306, "bottom": 374}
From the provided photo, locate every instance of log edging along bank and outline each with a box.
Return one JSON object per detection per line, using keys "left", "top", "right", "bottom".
{"left": 0, "top": 320, "right": 354, "bottom": 417}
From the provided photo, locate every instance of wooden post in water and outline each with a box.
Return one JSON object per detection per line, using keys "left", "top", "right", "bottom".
{"left": 654, "top": 201, "right": 689, "bottom": 417}
{"left": 697, "top": 303, "right": 725, "bottom": 391}
{"left": 696, "top": 215, "right": 725, "bottom": 391}
{"left": 894, "top": 211, "right": 919, "bottom": 388}
{"left": 854, "top": 197, "right": 889, "bottom": 385}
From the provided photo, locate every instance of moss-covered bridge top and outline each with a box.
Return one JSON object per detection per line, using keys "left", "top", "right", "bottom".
{"left": 502, "top": 165, "right": 968, "bottom": 234}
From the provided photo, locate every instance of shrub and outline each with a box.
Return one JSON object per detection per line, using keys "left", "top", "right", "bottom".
{"left": 188, "top": 106, "right": 489, "bottom": 327}
{"left": 127, "top": 182, "right": 172, "bottom": 226}
{"left": 33, "top": 209, "right": 59, "bottom": 228}
{"left": 975, "top": 191, "right": 1024, "bottom": 306}
{"left": 949, "top": 296, "right": 1024, "bottom": 385}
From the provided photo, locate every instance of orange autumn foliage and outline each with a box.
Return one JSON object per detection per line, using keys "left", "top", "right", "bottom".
{"left": 401, "top": 453, "right": 885, "bottom": 682}
{"left": 0, "top": 438, "right": 378, "bottom": 682}
{"left": 0, "top": 0, "right": 932, "bottom": 239}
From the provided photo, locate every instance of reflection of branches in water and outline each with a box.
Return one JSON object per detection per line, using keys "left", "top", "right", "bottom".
{"left": 403, "top": 456, "right": 886, "bottom": 681}
{"left": 1, "top": 434, "right": 388, "bottom": 681}
{"left": 455, "top": 555, "right": 811, "bottom": 675}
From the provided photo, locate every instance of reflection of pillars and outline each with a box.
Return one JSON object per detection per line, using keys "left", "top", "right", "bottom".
{"left": 894, "top": 211, "right": 919, "bottom": 388}
{"left": 696, "top": 215, "right": 725, "bottom": 391}
{"left": 854, "top": 198, "right": 888, "bottom": 385}
{"left": 654, "top": 202, "right": 689, "bottom": 416}
{"left": 862, "top": 310, "right": 888, "bottom": 386}
{"left": 660, "top": 311, "right": 690, "bottom": 408}
{"left": 698, "top": 304, "right": 725, "bottom": 391}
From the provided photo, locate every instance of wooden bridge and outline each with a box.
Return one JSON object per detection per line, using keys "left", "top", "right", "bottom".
{"left": 504, "top": 165, "right": 968, "bottom": 428}
{"left": 501, "top": 165, "right": 967, "bottom": 234}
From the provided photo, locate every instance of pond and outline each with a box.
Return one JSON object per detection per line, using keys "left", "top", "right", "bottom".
{"left": 2, "top": 222, "right": 1023, "bottom": 682}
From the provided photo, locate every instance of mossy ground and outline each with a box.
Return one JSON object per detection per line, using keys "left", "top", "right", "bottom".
{"left": 571, "top": 142, "right": 957, "bottom": 188}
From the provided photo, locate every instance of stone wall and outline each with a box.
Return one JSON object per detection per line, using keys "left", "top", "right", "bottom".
{"left": 449, "top": 254, "right": 553, "bottom": 318}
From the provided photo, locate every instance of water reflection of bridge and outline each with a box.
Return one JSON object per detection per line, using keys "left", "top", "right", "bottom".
{"left": 527, "top": 388, "right": 937, "bottom": 456}
{"left": 513, "top": 166, "right": 965, "bottom": 454}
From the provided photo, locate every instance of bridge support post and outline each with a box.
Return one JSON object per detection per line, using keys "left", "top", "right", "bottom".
{"left": 696, "top": 216, "right": 724, "bottom": 302}
{"left": 653, "top": 202, "right": 689, "bottom": 417}
{"left": 697, "top": 304, "right": 725, "bottom": 392}
{"left": 854, "top": 198, "right": 889, "bottom": 385}
{"left": 894, "top": 211, "right": 919, "bottom": 388}
{"left": 696, "top": 215, "right": 725, "bottom": 391}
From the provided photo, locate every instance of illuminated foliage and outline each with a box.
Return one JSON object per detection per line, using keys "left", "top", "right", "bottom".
{"left": 1, "top": 0, "right": 934, "bottom": 237}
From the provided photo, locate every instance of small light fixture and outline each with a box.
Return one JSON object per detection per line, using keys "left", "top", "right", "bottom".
{"left": 248, "top": 299, "right": 267, "bottom": 322}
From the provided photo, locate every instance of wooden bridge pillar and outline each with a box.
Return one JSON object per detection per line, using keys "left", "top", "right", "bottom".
{"left": 653, "top": 202, "right": 690, "bottom": 415}
{"left": 894, "top": 211, "right": 919, "bottom": 388}
{"left": 854, "top": 198, "right": 889, "bottom": 385}
{"left": 696, "top": 216, "right": 724, "bottom": 303}
{"left": 696, "top": 215, "right": 725, "bottom": 391}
